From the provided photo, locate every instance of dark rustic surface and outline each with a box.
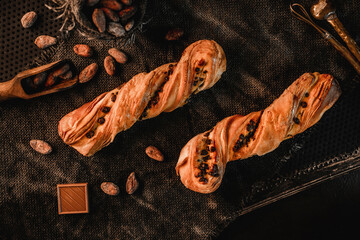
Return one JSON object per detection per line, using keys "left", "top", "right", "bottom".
{"left": 217, "top": 169, "right": 360, "bottom": 240}
{"left": 0, "top": 0, "right": 359, "bottom": 239}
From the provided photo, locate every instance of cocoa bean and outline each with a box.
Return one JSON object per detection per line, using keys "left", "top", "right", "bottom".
{"left": 107, "top": 22, "right": 125, "bottom": 37}
{"left": 108, "top": 48, "right": 128, "bottom": 64}
{"left": 53, "top": 64, "right": 71, "bottom": 78}
{"left": 165, "top": 28, "right": 184, "bottom": 41}
{"left": 101, "top": 182, "right": 119, "bottom": 196}
{"left": 23, "top": 77, "right": 37, "bottom": 92}
{"left": 92, "top": 8, "right": 106, "bottom": 33}
{"left": 104, "top": 56, "right": 116, "bottom": 76}
{"left": 100, "top": 0, "right": 122, "bottom": 11}
{"left": 79, "top": 63, "right": 98, "bottom": 83}
{"left": 145, "top": 146, "right": 164, "bottom": 161}
{"left": 44, "top": 63, "right": 71, "bottom": 87}
{"left": 21, "top": 11, "right": 37, "bottom": 29}
{"left": 44, "top": 64, "right": 70, "bottom": 87}
{"left": 30, "top": 140, "right": 52, "bottom": 155}
{"left": 33, "top": 72, "right": 47, "bottom": 87}
{"left": 118, "top": 5, "right": 137, "bottom": 22}
{"left": 59, "top": 70, "right": 73, "bottom": 80}
{"left": 124, "top": 19, "right": 134, "bottom": 31}
{"left": 86, "top": 0, "right": 100, "bottom": 6}
{"left": 126, "top": 172, "right": 139, "bottom": 194}
{"left": 73, "top": 44, "right": 93, "bottom": 57}
{"left": 34, "top": 35, "right": 57, "bottom": 49}
{"left": 120, "top": 0, "right": 132, "bottom": 5}
{"left": 44, "top": 73, "right": 56, "bottom": 88}
{"left": 101, "top": 7, "right": 120, "bottom": 22}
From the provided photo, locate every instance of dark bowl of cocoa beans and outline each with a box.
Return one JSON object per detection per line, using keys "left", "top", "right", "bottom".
{"left": 69, "top": 0, "right": 147, "bottom": 40}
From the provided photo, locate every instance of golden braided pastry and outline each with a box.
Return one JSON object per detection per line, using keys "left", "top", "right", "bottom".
{"left": 58, "top": 40, "right": 226, "bottom": 156}
{"left": 176, "top": 73, "right": 341, "bottom": 193}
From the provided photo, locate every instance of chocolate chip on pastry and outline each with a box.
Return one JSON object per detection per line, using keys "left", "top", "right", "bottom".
{"left": 58, "top": 40, "right": 227, "bottom": 156}
{"left": 176, "top": 72, "right": 341, "bottom": 194}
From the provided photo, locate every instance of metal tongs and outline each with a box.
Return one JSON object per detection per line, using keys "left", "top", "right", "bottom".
{"left": 290, "top": 0, "right": 360, "bottom": 75}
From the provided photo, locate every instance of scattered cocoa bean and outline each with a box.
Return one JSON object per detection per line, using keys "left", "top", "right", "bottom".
{"left": 30, "top": 140, "right": 52, "bottom": 155}
{"left": 107, "top": 22, "right": 125, "bottom": 37}
{"left": 124, "top": 19, "right": 134, "bottom": 31}
{"left": 86, "top": 0, "right": 100, "bottom": 7}
{"left": 101, "top": 7, "right": 120, "bottom": 22}
{"left": 79, "top": 63, "right": 98, "bottom": 83}
{"left": 104, "top": 56, "right": 116, "bottom": 76}
{"left": 92, "top": 8, "right": 106, "bottom": 33}
{"left": 126, "top": 172, "right": 139, "bottom": 194}
{"left": 118, "top": 5, "right": 137, "bottom": 22}
{"left": 108, "top": 48, "right": 127, "bottom": 64}
{"left": 165, "top": 28, "right": 184, "bottom": 41}
{"left": 21, "top": 11, "right": 38, "bottom": 29}
{"left": 73, "top": 44, "right": 93, "bottom": 57}
{"left": 33, "top": 72, "right": 47, "bottom": 87}
{"left": 100, "top": 0, "right": 122, "bottom": 11}
{"left": 101, "top": 182, "right": 119, "bottom": 196}
{"left": 120, "top": 0, "right": 132, "bottom": 5}
{"left": 34, "top": 35, "right": 57, "bottom": 49}
{"left": 145, "top": 146, "right": 164, "bottom": 161}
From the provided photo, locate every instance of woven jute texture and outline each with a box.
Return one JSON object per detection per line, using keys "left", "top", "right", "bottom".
{"left": 0, "top": 0, "right": 359, "bottom": 239}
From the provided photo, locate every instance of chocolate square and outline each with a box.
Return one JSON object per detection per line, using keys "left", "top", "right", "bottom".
{"left": 57, "top": 183, "right": 89, "bottom": 214}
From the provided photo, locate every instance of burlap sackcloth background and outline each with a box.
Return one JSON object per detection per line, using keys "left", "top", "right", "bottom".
{"left": 0, "top": 0, "right": 359, "bottom": 239}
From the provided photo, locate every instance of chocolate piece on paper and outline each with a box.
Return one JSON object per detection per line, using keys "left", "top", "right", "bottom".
{"left": 57, "top": 183, "right": 89, "bottom": 214}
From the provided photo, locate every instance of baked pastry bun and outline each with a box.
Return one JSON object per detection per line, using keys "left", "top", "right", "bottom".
{"left": 176, "top": 72, "right": 341, "bottom": 193}
{"left": 58, "top": 40, "right": 226, "bottom": 156}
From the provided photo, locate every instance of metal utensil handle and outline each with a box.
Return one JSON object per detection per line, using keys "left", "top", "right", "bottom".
{"left": 327, "top": 16, "right": 360, "bottom": 63}
{"left": 290, "top": 3, "right": 360, "bottom": 75}
{"left": 323, "top": 32, "right": 360, "bottom": 75}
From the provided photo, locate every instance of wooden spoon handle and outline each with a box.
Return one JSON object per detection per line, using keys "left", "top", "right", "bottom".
{"left": 0, "top": 81, "right": 16, "bottom": 102}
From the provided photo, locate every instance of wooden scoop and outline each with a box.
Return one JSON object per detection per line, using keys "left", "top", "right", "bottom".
{"left": 0, "top": 60, "right": 78, "bottom": 102}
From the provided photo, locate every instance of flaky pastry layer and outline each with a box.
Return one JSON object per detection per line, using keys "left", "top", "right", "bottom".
{"left": 59, "top": 40, "right": 227, "bottom": 156}
{"left": 176, "top": 73, "right": 341, "bottom": 193}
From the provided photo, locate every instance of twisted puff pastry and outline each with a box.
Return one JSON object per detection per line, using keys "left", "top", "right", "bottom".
{"left": 176, "top": 72, "right": 341, "bottom": 193}
{"left": 58, "top": 40, "right": 226, "bottom": 156}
